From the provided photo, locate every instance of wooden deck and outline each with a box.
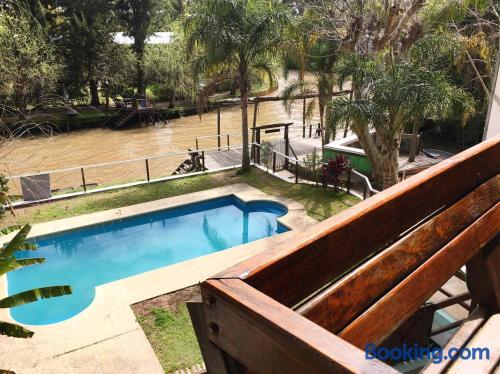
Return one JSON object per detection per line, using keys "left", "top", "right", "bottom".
{"left": 204, "top": 148, "right": 243, "bottom": 169}
{"left": 203, "top": 138, "right": 322, "bottom": 170}
{"left": 398, "top": 153, "right": 441, "bottom": 172}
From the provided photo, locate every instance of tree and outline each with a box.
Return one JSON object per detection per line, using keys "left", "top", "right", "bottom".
{"left": 116, "top": 0, "right": 170, "bottom": 96}
{"left": 60, "top": 0, "right": 117, "bottom": 106}
{"left": 282, "top": 9, "right": 317, "bottom": 82}
{"left": 144, "top": 29, "right": 196, "bottom": 107}
{"left": 98, "top": 44, "right": 137, "bottom": 107}
{"left": 299, "top": 0, "right": 487, "bottom": 186}
{"left": 0, "top": 4, "right": 60, "bottom": 109}
{"left": 282, "top": 37, "right": 339, "bottom": 145}
{"left": 303, "top": 0, "right": 428, "bottom": 56}
{"left": 0, "top": 224, "right": 72, "bottom": 338}
{"left": 423, "top": 0, "right": 499, "bottom": 98}
{"left": 185, "top": 0, "right": 290, "bottom": 172}
{"left": 330, "top": 54, "right": 474, "bottom": 189}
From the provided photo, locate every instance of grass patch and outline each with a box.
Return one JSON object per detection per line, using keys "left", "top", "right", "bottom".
{"left": 137, "top": 306, "right": 203, "bottom": 372}
{"left": 1, "top": 168, "right": 358, "bottom": 227}
{"left": 133, "top": 286, "right": 203, "bottom": 373}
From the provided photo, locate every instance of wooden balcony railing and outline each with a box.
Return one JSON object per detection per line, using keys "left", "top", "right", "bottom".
{"left": 188, "top": 136, "right": 500, "bottom": 373}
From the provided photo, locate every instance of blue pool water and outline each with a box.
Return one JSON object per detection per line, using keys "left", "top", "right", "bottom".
{"left": 7, "top": 196, "right": 288, "bottom": 325}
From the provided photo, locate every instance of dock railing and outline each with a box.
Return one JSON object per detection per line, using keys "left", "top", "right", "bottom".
{"left": 252, "top": 142, "right": 379, "bottom": 198}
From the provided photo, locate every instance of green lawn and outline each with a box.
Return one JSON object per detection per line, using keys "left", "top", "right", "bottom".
{"left": 136, "top": 306, "right": 203, "bottom": 373}
{"left": 1, "top": 167, "right": 358, "bottom": 227}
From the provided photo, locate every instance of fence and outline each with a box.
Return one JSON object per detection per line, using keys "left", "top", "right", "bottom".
{"left": 252, "top": 142, "right": 379, "bottom": 199}
{"left": 6, "top": 144, "right": 246, "bottom": 205}
{"left": 194, "top": 122, "right": 323, "bottom": 151}
{"left": 195, "top": 132, "right": 242, "bottom": 151}
{"left": 5, "top": 133, "right": 372, "bottom": 206}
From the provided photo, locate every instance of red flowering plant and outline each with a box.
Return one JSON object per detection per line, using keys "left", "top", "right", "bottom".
{"left": 323, "top": 155, "right": 350, "bottom": 191}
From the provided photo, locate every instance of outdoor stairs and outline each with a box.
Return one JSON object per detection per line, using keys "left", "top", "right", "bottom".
{"left": 173, "top": 159, "right": 195, "bottom": 175}
{"left": 112, "top": 110, "right": 137, "bottom": 129}
{"left": 172, "top": 149, "right": 206, "bottom": 175}
{"left": 172, "top": 363, "right": 206, "bottom": 374}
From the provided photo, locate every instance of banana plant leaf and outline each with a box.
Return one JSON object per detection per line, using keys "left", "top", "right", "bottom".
{"left": 0, "top": 224, "right": 32, "bottom": 259}
{"left": 15, "top": 258, "right": 45, "bottom": 267}
{"left": 19, "top": 243, "right": 38, "bottom": 251}
{"left": 0, "top": 224, "right": 73, "bottom": 341}
{"left": 0, "top": 257, "right": 46, "bottom": 275}
{"left": 0, "top": 321, "right": 34, "bottom": 338}
{"left": 0, "top": 286, "right": 72, "bottom": 309}
{"left": 0, "top": 225, "right": 22, "bottom": 236}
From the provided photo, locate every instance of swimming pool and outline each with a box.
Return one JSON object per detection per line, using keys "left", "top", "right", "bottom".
{"left": 7, "top": 196, "right": 288, "bottom": 325}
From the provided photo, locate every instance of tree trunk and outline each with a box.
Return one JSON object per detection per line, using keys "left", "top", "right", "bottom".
{"left": 104, "top": 85, "right": 110, "bottom": 108}
{"left": 134, "top": 37, "right": 147, "bottom": 96}
{"left": 319, "top": 98, "right": 325, "bottom": 146}
{"left": 374, "top": 130, "right": 402, "bottom": 189}
{"left": 89, "top": 79, "right": 100, "bottom": 106}
{"left": 136, "top": 58, "right": 146, "bottom": 96}
{"left": 240, "top": 66, "right": 251, "bottom": 173}
{"left": 324, "top": 91, "right": 334, "bottom": 143}
{"left": 344, "top": 91, "right": 354, "bottom": 138}
{"left": 408, "top": 121, "right": 420, "bottom": 162}
{"left": 351, "top": 124, "right": 399, "bottom": 189}
{"left": 373, "top": 147, "right": 399, "bottom": 189}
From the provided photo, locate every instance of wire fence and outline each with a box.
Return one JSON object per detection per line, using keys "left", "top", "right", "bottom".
{"left": 6, "top": 144, "right": 248, "bottom": 205}
{"left": 252, "top": 142, "right": 379, "bottom": 199}
{"left": 5, "top": 126, "right": 374, "bottom": 206}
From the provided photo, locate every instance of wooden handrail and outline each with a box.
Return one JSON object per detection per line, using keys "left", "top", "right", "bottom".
{"left": 216, "top": 137, "right": 500, "bottom": 307}
{"left": 201, "top": 278, "right": 397, "bottom": 374}
{"left": 339, "top": 202, "right": 499, "bottom": 347}
{"left": 192, "top": 136, "right": 500, "bottom": 374}
{"left": 296, "top": 175, "right": 499, "bottom": 333}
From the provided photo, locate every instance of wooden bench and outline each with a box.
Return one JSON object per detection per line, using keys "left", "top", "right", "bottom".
{"left": 188, "top": 137, "right": 500, "bottom": 373}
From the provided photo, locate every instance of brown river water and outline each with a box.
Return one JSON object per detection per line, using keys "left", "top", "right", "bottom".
{"left": 0, "top": 76, "right": 321, "bottom": 194}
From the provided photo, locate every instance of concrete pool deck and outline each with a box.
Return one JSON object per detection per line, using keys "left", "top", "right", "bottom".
{"left": 0, "top": 184, "right": 315, "bottom": 373}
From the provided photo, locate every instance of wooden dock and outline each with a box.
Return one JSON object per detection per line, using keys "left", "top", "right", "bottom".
{"left": 204, "top": 149, "right": 243, "bottom": 169}
{"left": 203, "top": 138, "right": 323, "bottom": 170}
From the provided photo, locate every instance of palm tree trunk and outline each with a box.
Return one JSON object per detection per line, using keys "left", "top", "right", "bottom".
{"left": 324, "top": 91, "right": 334, "bottom": 143}
{"left": 240, "top": 67, "right": 251, "bottom": 172}
{"left": 408, "top": 121, "right": 420, "bottom": 162}
{"left": 319, "top": 98, "right": 325, "bottom": 146}
{"left": 375, "top": 148, "right": 399, "bottom": 189}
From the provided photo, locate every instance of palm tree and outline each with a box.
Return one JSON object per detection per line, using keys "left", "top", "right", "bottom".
{"left": 330, "top": 54, "right": 474, "bottom": 189}
{"left": 184, "top": 0, "right": 290, "bottom": 172}
{"left": 282, "top": 10, "right": 317, "bottom": 82}
{"left": 0, "top": 224, "right": 72, "bottom": 338}
{"left": 282, "top": 38, "right": 339, "bottom": 145}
